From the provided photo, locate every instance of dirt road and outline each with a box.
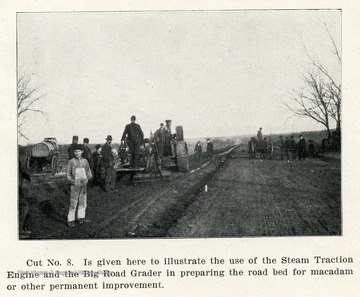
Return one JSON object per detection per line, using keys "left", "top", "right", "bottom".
{"left": 22, "top": 148, "right": 341, "bottom": 239}
{"left": 169, "top": 152, "right": 341, "bottom": 237}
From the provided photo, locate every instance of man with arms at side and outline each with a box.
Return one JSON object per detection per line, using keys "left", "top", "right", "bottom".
{"left": 82, "top": 138, "right": 93, "bottom": 173}
{"left": 206, "top": 138, "right": 214, "bottom": 156}
{"left": 154, "top": 123, "right": 166, "bottom": 159}
{"left": 68, "top": 135, "right": 79, "bottom": 161}
{"left": 66, "top": 144, "right": 92, "bottom": 228}
{"left": 257, "top": 127, "right": 263, "bottom": 142}
{"left": 101, "top": 135, "right": 117, "bottom": 192}
{"left": 121, "top": 115, "right": 144, "bottom": 168}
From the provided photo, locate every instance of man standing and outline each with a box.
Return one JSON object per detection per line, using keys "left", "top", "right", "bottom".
{"left": 82, "top": 138, "right": 93, "bottom": 172}
{"left": 66, "top": 144, "right": 92, "bottom": 227}
{"left": 262, "top": 137, "right": 268, "bottom": 159}
{"left": 257, "top": 127, "right": 263, "bottom": 142}
{"left": 298, "top": 134, "right": 307, "bottom": 160}
{"left": 290, "top": 135, "right": 297, "bottom": 160}
{"left": 154, "top": 123, "right": 166, "bottom": 158}
{"left": 121, "top": 115, "right": 144, "bottom": 168}
{"left": 101, "top": 135, "right": 116, "bottom": 192}
{"left": 279, "top": 135, "right": 284, "bottom": 160}
{"left": 194, "top": 141, "right": 202, "bottom": 165}
{"left": 308, "top": 140, "right": 315, "bottom": 158}
{"left": 92, "top": 144, "right": 102, "bottom": 186}
{"left": 207, "top": 138, "right": 214, "bottom": 155}
{"left": 284, "top": 136, "right": 290, "bottom": 161}
{"left": 68, "top": 135, "right": 79, "bottom": 160}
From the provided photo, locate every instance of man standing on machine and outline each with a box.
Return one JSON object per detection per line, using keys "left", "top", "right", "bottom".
{"left": 154, "top": 123, "right": 166, "bottom": 159}
{"left": 121, "top": 115, "right": 144, "bottom": 168}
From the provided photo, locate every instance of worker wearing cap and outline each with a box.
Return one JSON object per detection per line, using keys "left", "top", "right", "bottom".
{"left": 66, "top": 144, "right": 92, "bottom": 227}
{"left": 101, "top": 135, "right": 116, "bottom": 192}
{"left": 121, "top": 115, "right": 144, "bottom": 168}
{"left": 154, "top": 123, "right": 166, "bottom": 158}
{"left": 92, "top": 144, "right": 102, "bottom": 186}
{"left": 68, "top": 135, "right": 79, "bottom": 160}
{"left": 206, "top": 138, "right": 214, "bottom": 155}
{"left": 257, "top": 127, "right": 263, "bottom": 142}
{"left": 194, "top": 141, "right": 202, "bottom": 165}
{"left": 82, "top": 138, "right": 93, "bottom": 172}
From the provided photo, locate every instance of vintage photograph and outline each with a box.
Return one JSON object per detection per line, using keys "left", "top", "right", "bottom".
{"left": 17, "top": 10, "right": 341, "bottom": 240}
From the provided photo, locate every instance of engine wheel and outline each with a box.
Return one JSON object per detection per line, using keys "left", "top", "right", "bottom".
{"left": 176, "top": 141, "right": 189, "bottom": 172}
{"left": 175, "top": 126, "right": 184, "bottom": 141}
{"left": 51, "top": 156, "right": 58, "bottom": 175}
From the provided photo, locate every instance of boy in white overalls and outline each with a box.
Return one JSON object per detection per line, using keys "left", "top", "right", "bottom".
{"left": 66, "top": 144, "right": 92, "bottom": 228}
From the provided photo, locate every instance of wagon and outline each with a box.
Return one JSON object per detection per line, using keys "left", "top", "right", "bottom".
{"left": 248, "top": 138, "right": 274, "bottom": 159}
{"left": 26, "top": 138, "right": 63, "bottom": 174}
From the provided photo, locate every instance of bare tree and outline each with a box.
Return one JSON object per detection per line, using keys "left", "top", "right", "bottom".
{"left": 285, "top": 24, "right": 341, "bottom": 141}
{"left": 17, "top": 75, "right": 46, "bottom": 140}
{"left": 305, "top": 24, "right": 341, "bottom": 134}
{"left": 286, "top": 70, "right": 333, "bottom": 139}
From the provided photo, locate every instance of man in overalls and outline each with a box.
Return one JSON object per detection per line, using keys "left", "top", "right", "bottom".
{"left": 66, "top": 144, "right": 92, "bottom": 228}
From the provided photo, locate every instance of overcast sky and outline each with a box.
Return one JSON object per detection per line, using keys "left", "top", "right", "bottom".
{"left": 17, "top": 10, "right": 341, "bottom": 145}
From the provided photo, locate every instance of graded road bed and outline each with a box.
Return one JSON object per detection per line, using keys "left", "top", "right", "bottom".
{"left": 168, "top": 151, "right": 341, "bottom": 237}
{"left": 23, "top": 148, "right": 340, "bottom": 239}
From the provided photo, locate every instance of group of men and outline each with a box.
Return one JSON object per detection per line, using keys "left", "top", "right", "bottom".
{"left": 256, "top": 127, "right": 310, "bottom": 161}
{"left": 65, "top": 115, "right": 144, "bottom": 228}
{"left": 279, "top": 134, "right": 308, "bottom": 161}
{"left": 194, "top": 138, "right": 214, "bottom": 164}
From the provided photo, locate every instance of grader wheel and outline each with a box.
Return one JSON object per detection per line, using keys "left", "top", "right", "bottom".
{"left": 51, "top": 155, "right": 62, "bottom": 175}
{"left": 26, "top": 157, "right": 31, "bottom": 171}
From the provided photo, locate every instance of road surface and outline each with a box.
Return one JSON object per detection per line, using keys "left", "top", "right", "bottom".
{"left": 22, "top": 148, "right": 341, "bottom": 239}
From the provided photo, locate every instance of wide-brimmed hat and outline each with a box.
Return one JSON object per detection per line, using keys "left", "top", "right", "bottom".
{"left": 106, "top": 135, "right": 113, "bottom": 140}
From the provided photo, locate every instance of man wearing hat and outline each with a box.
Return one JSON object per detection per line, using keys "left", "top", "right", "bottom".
{"left": 82, "top": 138, "right": 93, "bottom": 172}
{"left": 68, "top": 135, "right": 79, "bottom": 160}
{"left": 66, "top": 144, "right": 92, "bottom": 228}
{"left": 92, "top": 144, "right": 102, "bottom": 186}
{"left": 257, "top": 127, "right": 263, "bottom": 142}
{"left": 206, "top": 138, "right": 214, "bottom": 158}
{"left": 154, "top": 123, "right": 166, "bottom": 158}
{"left": 298, "top": 134, "right": 307, "bottom": 160}
{"left": 289, "top": 135, "right": 297, "bottom": 160}
{"left": 101, "top": 135, "right": 116, "bottom": 192}
{"left": 121, "top": 115, "right": 144, "bottom": 168}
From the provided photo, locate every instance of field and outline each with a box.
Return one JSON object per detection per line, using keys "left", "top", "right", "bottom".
{"left": 19, "top": 144, "right": 341, "bottom": 239}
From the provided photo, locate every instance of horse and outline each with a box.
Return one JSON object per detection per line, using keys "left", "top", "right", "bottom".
{"left": 248, "top": 138, "right": 273, "bottom": 159}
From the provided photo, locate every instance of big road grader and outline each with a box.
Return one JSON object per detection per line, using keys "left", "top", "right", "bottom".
{"left": 117, "top": 119, "right": 190, "bottom": 176}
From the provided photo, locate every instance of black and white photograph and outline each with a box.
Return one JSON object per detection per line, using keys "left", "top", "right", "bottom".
{"left": 17, "top": 10, "right": 341, "bottom": 240}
